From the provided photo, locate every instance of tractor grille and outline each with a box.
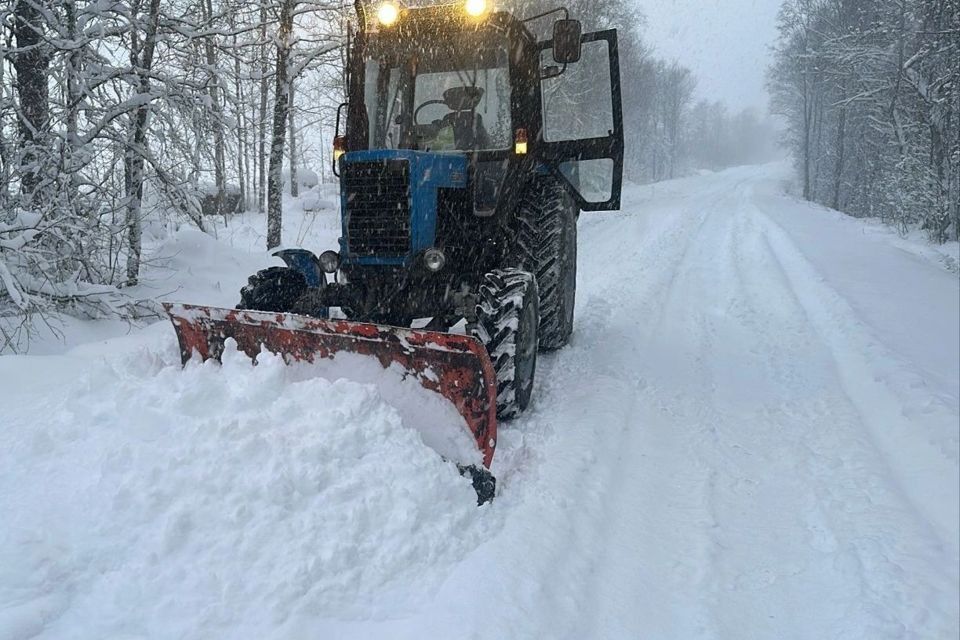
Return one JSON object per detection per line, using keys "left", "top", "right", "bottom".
{"left": 344, "top": 160, "right": 411, "bottom": 257}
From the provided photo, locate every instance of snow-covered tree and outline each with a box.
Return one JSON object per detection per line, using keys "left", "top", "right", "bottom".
{"left": 770, "top": 0, "right": 959, "bottom": 241}
{"left": 0, "top": 0, "right": 350, "bottom": 350}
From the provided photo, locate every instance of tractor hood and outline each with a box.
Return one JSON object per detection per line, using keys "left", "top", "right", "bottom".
{"left": 338, "top": 150, "right": 469, "bottom": 267}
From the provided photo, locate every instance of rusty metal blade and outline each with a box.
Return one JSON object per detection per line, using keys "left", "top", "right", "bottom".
{"left": 163, "top": 303, "right": 498, "bottom": 468}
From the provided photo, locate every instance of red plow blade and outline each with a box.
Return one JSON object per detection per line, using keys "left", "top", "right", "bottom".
{"left": 163, "top": 303, "right": 498, "bottom": 469}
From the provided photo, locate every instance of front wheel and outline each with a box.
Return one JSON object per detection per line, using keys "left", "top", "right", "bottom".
{"left": 469, "top": 269, "right": 539, "bottom": 420}
{"left": 237, "top": 266, "right": 307, "bottom": 313}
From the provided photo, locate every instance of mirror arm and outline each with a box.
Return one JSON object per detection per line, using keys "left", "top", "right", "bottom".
{"left": 522, "top": 5, "right": 569, "bottom": 24}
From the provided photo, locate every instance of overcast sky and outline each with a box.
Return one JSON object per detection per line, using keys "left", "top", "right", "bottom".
{"left": 635, "top": 0, "right": 782, "bottom": 112}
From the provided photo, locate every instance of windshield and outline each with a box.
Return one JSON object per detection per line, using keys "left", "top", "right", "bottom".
{"left": 363, "top": 32, "right": 512, "bottom": 152}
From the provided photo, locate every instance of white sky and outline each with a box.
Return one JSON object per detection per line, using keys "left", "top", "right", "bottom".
{"left": 635, "top": 0, "right": 782, "bottom": 112}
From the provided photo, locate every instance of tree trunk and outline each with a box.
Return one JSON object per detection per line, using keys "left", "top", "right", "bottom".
{"left": 12, "top": 0, "right": 51, "bottom": 204}
{"left": 258, "top": 2, "right": 269, "bottom": 214}
{"left": 801, "top": 75, "right": 812, "bottom": 200}
{"left": 64, "top": 0, "right": 81, "bottom": 203}
{"left": 201, "top": 0, "right": 226, "bottom": 218}
{"left": 232, "top": 33, "right": 248, "bottom": 210}
{"left": 124, "top": 0, "right": 162, "bottom": 286}
{"left": 952, "top": 93, "right": 959, "bottom": 240}
{"left": 0, "top": 35, "right": 10, "bottom": 207}
{"left": 831, "top": 99, "right": 846, "bottom": 211}
{"left": 288, "top": 79, "right": 298, "bottom": 198}
{"left": 888, "top": 0, "right": 907, "bottom": 155}
{"left": 266, "top": 0, "right": 295, "bottom": 249}
{"left": 812, "top": 94, "right": 825, "bottom": 202}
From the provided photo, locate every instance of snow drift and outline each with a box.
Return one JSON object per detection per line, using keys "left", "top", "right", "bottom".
{"left": 0, "top": 337, "right": 493, "bottom": 639}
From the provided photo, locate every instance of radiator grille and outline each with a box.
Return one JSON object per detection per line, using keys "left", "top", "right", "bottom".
{"left": 344, "top": 160, "right": 411, "bottom": 257}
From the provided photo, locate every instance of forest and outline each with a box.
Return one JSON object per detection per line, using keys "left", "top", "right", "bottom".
{"left": 769, "top": 0, "right": 958, "bottom": 242}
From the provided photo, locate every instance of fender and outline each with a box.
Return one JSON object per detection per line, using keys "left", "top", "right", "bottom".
{"left": 273, "top": 248, "right": 325, "bottom": 288}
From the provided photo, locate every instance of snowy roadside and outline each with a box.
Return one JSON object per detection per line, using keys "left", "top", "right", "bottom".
{"left": 769, "top": 161, "right": 960, "bottom": 275}
{"left": 5, "top": 188, "right": 343, "bottom": 356}
{"left": 789, "top": 202, "right": 960, "bottom": 275}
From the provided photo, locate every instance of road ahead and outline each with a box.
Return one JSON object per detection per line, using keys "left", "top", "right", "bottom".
{"left": 384, "top": 163, "right": 960, "bottom": 639}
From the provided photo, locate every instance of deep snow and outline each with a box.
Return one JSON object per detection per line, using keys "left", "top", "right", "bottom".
{"left": 1, "top": 163, "right": 957, "bottom": 639}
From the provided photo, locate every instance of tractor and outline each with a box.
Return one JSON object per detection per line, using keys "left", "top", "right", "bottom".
{"left": 165, "top": 0, "right": 623, "bottom": 503}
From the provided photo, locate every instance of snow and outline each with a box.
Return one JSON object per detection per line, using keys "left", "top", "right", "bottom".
{"left": 1, "top": 163, "right": 957, "bottom": 638}
{"left": 0, "top": 338, "right": 489, "bottom": 640}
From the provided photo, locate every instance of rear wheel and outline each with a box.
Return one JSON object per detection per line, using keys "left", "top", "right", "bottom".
{"left": 237, "top": 266, "right": 307, "bottom": 313}
{"left": 514, "top": 177, "right": 577, "bottom": 351}
{"left": 469, "top": 269, "right": 539, "bottom": 419}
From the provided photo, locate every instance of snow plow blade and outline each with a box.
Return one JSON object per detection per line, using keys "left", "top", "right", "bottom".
{"left": 163, "top": 303, "right": 498, "bottom": 480}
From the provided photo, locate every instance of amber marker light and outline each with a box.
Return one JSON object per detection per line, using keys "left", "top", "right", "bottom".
{"left": 333, "top": 135, "right": 346, "bottom": 162}
{"left": 514, "top": 128, "right": 528, "bottom": 155}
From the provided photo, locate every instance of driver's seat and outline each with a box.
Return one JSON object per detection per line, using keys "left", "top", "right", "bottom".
{"left": 441, "top": 111, "right": 490, "bottom": 150}
{"left": 437, "top": 86, "right": 490, "bottom": 151}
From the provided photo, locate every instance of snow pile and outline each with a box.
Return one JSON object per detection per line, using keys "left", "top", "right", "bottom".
{"left": 0, "top": 340, "right": 491, "bottom": 639}
{"left": 138, "top": 227, "right": 275, "bottom": 309}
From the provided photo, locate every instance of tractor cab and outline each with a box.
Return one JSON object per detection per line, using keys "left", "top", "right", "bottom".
{"left": 335, "top": 2, "right": 624, "bottom": 223}
{"left": 352, "top": 10, "right": 518, "bottom": 215}
{"left": 361, "top": 25, "right": 512, "bottom": 154}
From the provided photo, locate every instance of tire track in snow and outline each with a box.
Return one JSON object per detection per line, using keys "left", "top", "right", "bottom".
{"left": 741, "top": 192, "right": 959, "bottom": 637}
{"left": 415, "top": 179, "right": 742, "bottom": 640}
{"left": 548, "top": 170, "right": 956, "bottom": 639}
{"left": 702, "top": 189, "right": 902, "bottom": 637}
{"left": 655, "top": 179, "right": 957, "bottom": 638}
{"left": 553, "top": 181, "right": 756, "bottom": 639}
{"left": 392, "top": 167, "right": 957, "bottom": 640}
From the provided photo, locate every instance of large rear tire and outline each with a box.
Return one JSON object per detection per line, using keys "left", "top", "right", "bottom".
{"left": 515, "top": 177, "right": 577, "bottom": 351}
{"left": 470, "top": 269, "right": 539, "bottom": 420}
{"left": 237, "top": 266, "right": 308, "bottom": 313}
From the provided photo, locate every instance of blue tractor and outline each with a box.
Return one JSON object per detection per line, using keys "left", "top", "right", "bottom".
{"left": 167, "top": 0, "right": 623, "bottom": 502}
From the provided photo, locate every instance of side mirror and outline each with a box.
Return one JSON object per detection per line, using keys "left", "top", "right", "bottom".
{"left": 552, "top": 19, "right": 582, "bottom": 64}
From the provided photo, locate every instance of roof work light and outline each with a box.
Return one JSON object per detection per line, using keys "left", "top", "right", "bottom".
{"left": 376, "top": 2, "right": 400, "bottom": 27}
{"left": 464, "top": 0, "right": 490, "bottom": 18}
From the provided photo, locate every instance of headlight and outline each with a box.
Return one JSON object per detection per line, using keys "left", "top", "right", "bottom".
{"left": 423, "top": 248, "right": 446, "bottom": 272}
{"left": 376, "top": 2, "right": 400, "bottom": 27}
{"left": 319, "top": 250, "right": 340, "bottom": 274}
{"left": 464, "top": 0, "right": 489, "bottom": 18}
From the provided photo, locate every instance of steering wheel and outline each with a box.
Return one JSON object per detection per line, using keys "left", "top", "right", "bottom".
{"left": 414, "top": 99, "right": 448, "bottom": 125}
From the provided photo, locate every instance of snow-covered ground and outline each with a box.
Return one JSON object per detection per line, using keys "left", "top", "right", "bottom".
{"left": 1, "top": 163, "right": 957, "bottom": 639}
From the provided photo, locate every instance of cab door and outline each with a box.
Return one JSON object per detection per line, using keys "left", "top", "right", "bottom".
{"left": 537, "top": 29, "right": 624, "bottom": 211}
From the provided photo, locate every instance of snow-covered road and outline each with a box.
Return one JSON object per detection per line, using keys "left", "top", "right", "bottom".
{"left": 2, "top": 163, "right": 957, "bottom": 639}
